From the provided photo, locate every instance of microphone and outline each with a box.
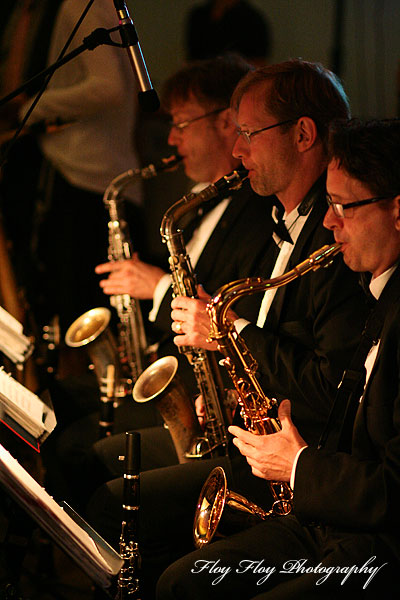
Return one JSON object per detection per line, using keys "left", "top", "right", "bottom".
{"left": 113, "top": 0, "right": 160, "bottom": 112}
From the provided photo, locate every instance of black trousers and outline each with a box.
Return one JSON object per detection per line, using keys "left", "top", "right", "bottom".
{"left": 156, "top": 516, "right": 397, "bottom": 600}
{"left": 86, "top": 445, "right": 275, "bottom": 600}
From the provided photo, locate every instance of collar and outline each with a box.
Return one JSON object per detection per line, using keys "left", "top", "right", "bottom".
{"left": 271, "top": 174, "right": 325, "bottom": 246}
{"left": 370, "top": 263, "right": 399, "bottom": 300}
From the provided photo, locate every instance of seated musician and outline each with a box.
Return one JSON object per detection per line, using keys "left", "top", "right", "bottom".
{"left": 51, "top": 54, "right": 275, "bottom": 508}
{"left": 86, "top": 60, "right": 368, "bottom": 600}
{"left": 158, "top": 117, "right": 400, "bottom": 600}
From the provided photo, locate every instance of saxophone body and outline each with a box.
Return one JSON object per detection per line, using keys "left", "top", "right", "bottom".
{"left": 65, "top": 156, "right": 182, "bottom": 434}
{"left": 193, "top": 242, "right": 342, "bottom": 547}
{"left": 132, "top": 168, "right": 248, "bottom": 462}
{"left": 160, "top": 168, "right": 249, "bottom": 459}
{"left": 104, "top": 154, "right": 182, "bottom": 384}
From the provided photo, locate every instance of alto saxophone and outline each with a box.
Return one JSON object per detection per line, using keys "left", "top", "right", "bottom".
{"left": 133, "top": 168, "right": 248, "bottom": 462}
{"left": 193, "top": 242, "right": 342, "bottom": 547}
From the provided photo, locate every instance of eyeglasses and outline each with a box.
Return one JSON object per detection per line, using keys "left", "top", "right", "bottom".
{"left": 170, "top": 108, "right": 227, "bottom": 131}
{"left": 236, "top": 118, "right": 297, "bottom": 144}
{"left": 326, "top": 193, "right": 396, "bottom": 218}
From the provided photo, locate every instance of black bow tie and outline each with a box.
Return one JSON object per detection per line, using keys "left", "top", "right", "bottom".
{"left": 272, "top": 202, "right": 293, "bottom": 244}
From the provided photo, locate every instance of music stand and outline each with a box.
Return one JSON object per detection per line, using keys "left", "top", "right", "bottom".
{"left": 0, "top": 444, "right": 123, "bottom": 593}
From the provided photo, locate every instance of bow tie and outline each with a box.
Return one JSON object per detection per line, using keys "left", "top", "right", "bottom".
{"left": 272, "top": 202, "right": 293, "bottom": 244}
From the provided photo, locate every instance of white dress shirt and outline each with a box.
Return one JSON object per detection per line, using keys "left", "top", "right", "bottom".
{"left": 148, "top": 182, "right": 230, "bottom": 322}
{"left": 234, "top": 203, "right": 311, "bottom": 333}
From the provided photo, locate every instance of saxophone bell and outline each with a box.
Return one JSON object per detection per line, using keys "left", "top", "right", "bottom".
{"left": 193, "top": 466, "right": 281, "bottom": 548}
{"left": 132, "top": 356, "right": 203, "bottom": 464}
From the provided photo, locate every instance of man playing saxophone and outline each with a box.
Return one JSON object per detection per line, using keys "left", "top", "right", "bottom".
{"left": 158, "top": 117, "right": 400, "bottom": 600}
{"left": 86, "top": 59, "right": 368, "bottom": 599}
{"left": 53, "top": 54, "right": 275, "bottom": 509}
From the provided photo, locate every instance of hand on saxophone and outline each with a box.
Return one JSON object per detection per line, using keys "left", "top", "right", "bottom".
{"left": 95, "top": 253, "right": 166, "bottom": 299}
{"left": 228, "top": 400, "right": 307, "bottom": 483}
{"left": 171, "top": 285, "right": 239, "bottom": 350}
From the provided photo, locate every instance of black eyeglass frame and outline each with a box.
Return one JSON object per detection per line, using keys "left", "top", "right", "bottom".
{"left": 170, "top": 107, "right": 227, "bottom": 131}
{"left": 326, "top": 193, "right": 397, "bottom": 218}
{"left": 236, "top": 118, "right": 298, "bottom": 144}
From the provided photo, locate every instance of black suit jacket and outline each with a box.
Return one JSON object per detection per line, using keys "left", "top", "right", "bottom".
{"left": 240, "top": 189, "right": 369, "bottom": 445}
{"left": 149, "top": 181, "right": 275, "bottom": 395}
{"left": 295, "top": 267, "right": 400, "bottom": 560}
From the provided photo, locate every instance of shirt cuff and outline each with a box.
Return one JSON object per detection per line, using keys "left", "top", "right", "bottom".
{"left": 234, "top": 318, "right": 250, "bottom": 334}
{"left": 290, "top": 445, "right": 308, "bottom": 490}
{"left": 148, "top": 273, "right": 171, "bottom": 322}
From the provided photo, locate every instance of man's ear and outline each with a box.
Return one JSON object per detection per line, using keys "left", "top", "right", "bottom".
{"left": 294, "top": 116, "right": 318, "bottom": 152}
{"left": 218, "top": 107, "right": 235, "bottom": 132}
{"left": 393, "top": 195, "right": 400, "bottom": 232}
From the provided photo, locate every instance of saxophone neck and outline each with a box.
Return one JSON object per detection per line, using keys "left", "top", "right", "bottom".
{"left": 160, "top": 167, "right": 249, "bottom": 242}
{"left": 207, "top": 242, "right": 342, "bottom": 338}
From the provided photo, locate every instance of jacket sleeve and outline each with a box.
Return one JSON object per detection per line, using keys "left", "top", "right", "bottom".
{"left": 293, "top": 308, "right": 400, "bottom": 530}
{"left": 240, "top": 253, "right": 368, "bottom": 431}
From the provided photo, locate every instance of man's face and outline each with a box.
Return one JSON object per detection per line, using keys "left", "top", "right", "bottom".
{"left": 232, "top": 84, "right": 297, "bottom": 199}
{"left": 324, "top": 160, "right": 400, "bottom": 278}
{"left": 167, "top": 95, "right": 228, "bottom": 183}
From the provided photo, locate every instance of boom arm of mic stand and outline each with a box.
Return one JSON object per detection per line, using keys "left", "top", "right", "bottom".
{"left": 0, "top": 26, "right": 125, "bottom": 108}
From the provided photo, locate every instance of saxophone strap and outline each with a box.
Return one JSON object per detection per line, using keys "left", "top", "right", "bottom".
{"left": 318, "top": 265, "right": 400, "bottom": 452}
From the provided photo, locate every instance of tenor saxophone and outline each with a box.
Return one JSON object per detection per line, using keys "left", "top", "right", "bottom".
{"left": 133, "top": 168, "right": 248, "bottom": 462}
{"left": 193, "top": 242, "right": 342, "bottom": 547}
{"left": 65, "top": 154, "right": 182, "bottom": 389}
{"left": 104, "top": 154, "right": 183, "bottom": 383}
{"left": 65, "top": 156, "right": 182, "bottom": 436}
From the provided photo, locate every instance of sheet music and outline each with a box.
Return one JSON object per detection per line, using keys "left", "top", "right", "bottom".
{"left": 0, "top": 306, "right": 33, "bottom": 363}
{"left": 0, "top": 444, "right": 123, "bottom": 589}
{"left": 0, "top": 368, "right": 56, "bottom": 441}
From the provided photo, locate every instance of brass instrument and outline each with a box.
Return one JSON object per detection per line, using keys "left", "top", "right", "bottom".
{"left": 65, "top": 156, "right": 182, "bottom": 429}
{"left": 133, "top": 356, "right": 203, "bottom": 463}
{"left": 65, "top": 307, "right": 124, "bottom": 437}
{"left": 104, "top": 153, "right": 182, "bottom": 383}
{"left": 193, "top": 242, "right": 342, "bottom": 547}
{"left": 132, "top": 168, "right": 248, "bottom": 462}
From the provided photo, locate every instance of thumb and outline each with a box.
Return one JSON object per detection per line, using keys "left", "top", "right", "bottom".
{"left": 278, "top": 399, "right": 292, "bottom": 427}
{"left": 197, "top": 284, "right": 211, "bottom": 300}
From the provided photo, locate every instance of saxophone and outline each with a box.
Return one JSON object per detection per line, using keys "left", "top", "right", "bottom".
{"left": 193, "top": 242, "right": 342, "bottom": 547}
{"left": 132, "top": 168, "right": 248, "bottom": 462}
{"left": 104, "top": 154, "right": 182, "bottom": 383}
{"left": 65, "top": 155, "right": 182, "bottom": 434}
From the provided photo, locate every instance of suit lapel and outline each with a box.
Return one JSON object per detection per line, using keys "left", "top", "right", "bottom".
{"left": 194, "top": 185, "right": 249, "bottom": 282}
{"left": 265, "top": 190, "right": 327, "bottom": 330}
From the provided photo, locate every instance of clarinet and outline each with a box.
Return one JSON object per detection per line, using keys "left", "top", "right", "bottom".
{"left": 116, "top": 431, "right": 141, "bottom": 599}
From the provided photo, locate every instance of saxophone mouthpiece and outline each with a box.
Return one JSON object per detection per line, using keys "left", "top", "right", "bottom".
{"left": 310, "top": 242, "right": 342, "bottom": 269}
{"left": 157, "top": 154, "right": 183, "bottom": 172}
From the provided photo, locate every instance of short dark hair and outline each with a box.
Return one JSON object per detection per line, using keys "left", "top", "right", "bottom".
{"left": 328, "top": 118, "right": 400, "bottom": 198}
{"left": 231, "top": 58, "right": 350, "bottom": 148}
{"left": 162, "top": 53, "right": 254, "bottom": 111}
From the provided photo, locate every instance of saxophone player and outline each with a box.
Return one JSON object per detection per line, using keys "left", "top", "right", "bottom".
{"left": 158, "top": 118, "right": 400, "bottom": 600}
{"left": 86, "top": 60, "right": 368, "bottom": 599}
{"left": 53, "top": 55, "right": 274, "bottom": 509}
